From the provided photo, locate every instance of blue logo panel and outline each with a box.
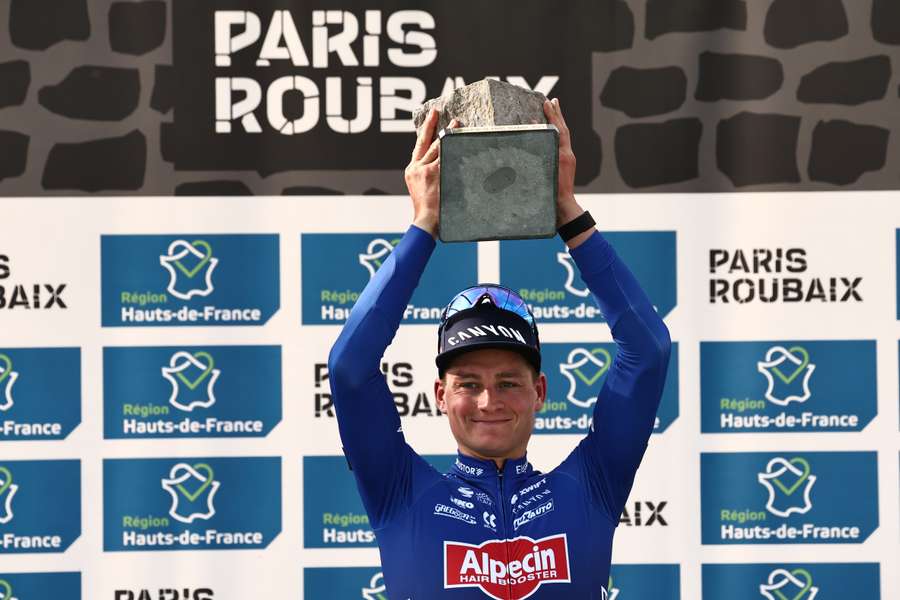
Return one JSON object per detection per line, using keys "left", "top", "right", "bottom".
{"left": 538, "top": 342, "right": 679, "bottom": 434}
{"left": 301, "top": 233, "right": 477, "bottom": 324}
{"left": 701, "top": 341, "right": 876, "bottom": 433}
{"left": 700, "top": 452, "right": 878, "bottom": 545}
{"left": 0, "top": 348, "right": 80, "bottom": 441}
{"left": 896, "top": 229, "right": 899, "bottom": 319}
{"left": 608, "top": 564, "right": 680, "bottom": 599}
{"left": 499, "top": 232, "right": 676, "bottom": 323}
{"left": 702, "top": 563, "right": 880, "bottom": 599}
{"left": 0, "top": 460, "right": 81, "bottom": 553}
{"left": 305, "top": 567, "right": 387, "bottom": 599}
{"left": 303, "top": 455, "right": 455, "bottom": 548}
{"left": 103, "top": 346, "right": 282, "bottom": 439}
{"left": 101, "top": 234, "right": 279, "bottom": 327}
{"left": 0, "top": 572, "right": 81, "bottom": 598}
{"left": 103, "top": 457, "right": 281, "bottom": 551}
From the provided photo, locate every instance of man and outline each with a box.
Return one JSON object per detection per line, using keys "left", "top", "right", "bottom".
{"left": 328, "top": 99, "right": 671, "bottom": 599}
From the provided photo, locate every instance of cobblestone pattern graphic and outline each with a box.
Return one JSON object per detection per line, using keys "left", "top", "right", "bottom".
{"left": 0, "top": 0, "right": 897, "bottom": 195}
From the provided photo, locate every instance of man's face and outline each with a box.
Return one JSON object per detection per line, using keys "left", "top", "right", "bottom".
{"left": 435, "top": 348, "right": 546, "bottom": 463}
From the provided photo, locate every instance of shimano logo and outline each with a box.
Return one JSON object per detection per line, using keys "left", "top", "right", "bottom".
{"left": 458, "top": 487, "right": 474, "bottom": 498}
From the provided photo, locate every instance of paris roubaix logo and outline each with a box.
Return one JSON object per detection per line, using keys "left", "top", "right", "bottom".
{"left": 700, "top": 340, "right": 876, "bottom": 433}
{"left": 0, "top": 460, "right": 81, "bottom": 553}
{"left": 0, "top": 348, "right": 80, "bottom": 441}
{"left": 538, "top": 342, "right": 679, "bottom": 434}
{"left": 303, "top": 454, "right": 455, "bottom": 548}
{"left": 101, "top": 235, "right": 279, "bottom": 327}
{"left": 103, "top": 457, "right": 280, "bottom": 551}
{"left": 301, "top": 233, "right": 476, "bottom": 324}
{"left": 0, "top": 572, "right": 81, "bottom": 599}
{"left": 701, "top": 562, "right": 881, "bottom": 599}
{"left": 103, "top": 346, "right": 281, "bottom": 439}
{"left": 700, "top": 452, "right": 878, "bottom": 545}
{"left": 443, "top": 534, "right": 571, "bottom": 599}
{"left": 499, "top": 233, "right": 676, "bottom": 323}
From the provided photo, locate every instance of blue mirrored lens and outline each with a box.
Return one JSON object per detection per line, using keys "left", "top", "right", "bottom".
{"left": 443, "top": 285, "right": 534, "bottom": 326}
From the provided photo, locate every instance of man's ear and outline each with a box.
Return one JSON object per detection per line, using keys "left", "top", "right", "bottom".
{"left": 434, "top": 377, "right": 448, "bottom": 413}
{"left": 534, "top": 372, "right": 547, "bottom": 412}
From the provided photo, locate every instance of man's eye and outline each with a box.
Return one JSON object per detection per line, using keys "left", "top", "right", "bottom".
{"left": 459, "top": 382, "right": 478, "bottom": 390}
{"left": 500, "top": 381, "right": 519, "bottom": 388}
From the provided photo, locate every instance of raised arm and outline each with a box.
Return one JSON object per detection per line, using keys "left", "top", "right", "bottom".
{"left": 327, "top": 109, "right": 456, "bottom": 527}
{"left": 545, "top": 99, "right": 671, "bottom": 519}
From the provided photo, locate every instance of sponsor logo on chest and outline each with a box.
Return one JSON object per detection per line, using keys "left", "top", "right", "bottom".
{"left": 444, "top": 534, "right": 570, "bottom": 599}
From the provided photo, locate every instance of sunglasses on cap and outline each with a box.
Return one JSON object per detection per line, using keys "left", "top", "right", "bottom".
{"left": 439, "top": 283, "right": 538, "bottom": 335}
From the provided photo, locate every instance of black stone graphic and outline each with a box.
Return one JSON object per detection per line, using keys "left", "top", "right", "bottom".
{"left": 600, "top": 66, "right": 686, "bottom": 118}
{"left": 282, "top": 186, "right": 343, "bottom": 195}
{"left": 160, "top": 122, "right": 175, "bottom": 163}
{"left": 873, "top": 0, "right": 900, "bottom": 45}
{"left": 151, "top": 65, "right": 175, "bottom": 114}
{"left": 42, "top": 130, "right": 146, "bottom": 191}
{"left": 717, "top": 112, "right": 801, "bottom": 186}
{"left": 765, "top": 0, "right": 848, "bottom": 49}
{"left": 695, "top": 52, "right": 783, "bottom": 101}
{"left": 0, "top": 61, "right": 31, "bottom": 109}
{"left": 363, "top": 188, "right": 389, "bottom": 195}
{"left": 0, "top": 131, "right": 29, "bottom": 182}
{"left": 808, "top": 120, "right": 889, "bottom": 185}
{"left": 615, "top": 118, "right": 702, "bottom": 188}
{"left": 109, "top": 1, "right": 167, "bottom": 55}
{"left": 797, "top": 56, "right": 891, "bottom": 105}
{"left": 38, "top": 66, "right": 140, "bottom": 121}
{"left": 9, "top": 0, "right": 90, "bottom": 50}
{"left": 175, "top": 181, "right": 252, "bottom": 195}
{"left": 646, "top": 0, "right": 747, "bottom": 40}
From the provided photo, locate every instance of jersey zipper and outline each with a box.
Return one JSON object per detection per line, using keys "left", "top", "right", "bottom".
{"left": 497, "top": 466, "right": 512, "bottom": 600}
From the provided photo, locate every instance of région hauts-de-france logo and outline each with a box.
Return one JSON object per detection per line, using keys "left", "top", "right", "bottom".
{"left": 757, "top": 346, "right": 815, "bottom": 406}
{"left": 0, "top": 355, "right": 17, "bottom": 412}
{"left": 757, "top": 457, "right": 816, "bottom": 518}
{"left": 358, "top": 238, "right": 399, "bottom": 280}
{"left": 759, "top": 568, "right": 818, "bottom": 600}
{"left": 161, "top": 463, "right": 220, "bottom": 524}
{"left": 558, "top": 347, "right": 611, "bottom": 408}
{"left": 159, "top": 240, "right": 218, "bottom": 300}
{"left": 0, "top": 466, "right": 18, "bottom": 524}
{"left": 0, "top": 579, "right": 18, "bottom": 600}
{"left": 556, "top": 251, "right": 590, "bottom": 298}
{"left": 161, "top": 351, "right": 220, "bottom": 412}
{"left": 361, "top": 572, "right": 387, "bottom": 600}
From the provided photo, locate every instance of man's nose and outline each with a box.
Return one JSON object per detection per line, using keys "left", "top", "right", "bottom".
{"left": 476, "top": 387, "right": 503, "bottom": 411}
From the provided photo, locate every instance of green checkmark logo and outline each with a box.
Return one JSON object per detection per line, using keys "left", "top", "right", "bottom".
{"left": 573, "top": 348, "right": 611, "bottom": 386}
{"left": 0, "top": 355, "right": 12, "bottom": 385}
{"left": 772, "top": 568, "right": 814, "bottom": 600}
{"left": 372, "top": 238, "right": 401, "bottom": 269}
{"left": 176, "top": 463, "right": 214, "bottom": 502}
{"left": 0, "top": 579, "right": 12, "bottom": 600}
{"left": 771, "top": 347, "right": 809, "bottom": 384}
{"left": 772, "top": 458, "right": 811, "bottom": 496}
{"left": 174, "top": 352, "right": 215, "bottom": 391}
{"left": 0, "top": 466, "right": 12, "bottom": 496}
{"left": 173, "top": 240, "right": 213, "bottom": 279}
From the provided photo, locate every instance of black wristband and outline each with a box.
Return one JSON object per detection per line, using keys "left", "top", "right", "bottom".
{"left": 557, "top": 211, "right": 595, "bottom": 242}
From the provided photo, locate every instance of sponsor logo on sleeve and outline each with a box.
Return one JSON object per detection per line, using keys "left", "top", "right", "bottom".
{"left": 701, "top": 562, "right": 879, "bottom": 600}
{"left": 301, "top": 233, "right": 476, "bottom": 324}
{"left": 101, "top": 235, "right": 279, "bottom": 327}
{"left": 500, "top": 233, "right": 676, "bottom": 323}
{"left": 537, "top": 343, "right": 679, "bottom": 434}
{"left": 0, "top": 573, "right": 81, "bottom": 599}
{"left": 0, "top": 348, "right": 80, "bottom": 440}
{"left": 701, "top": 341, "right": 876, "bottom": 433}
{"left": 701, "top": 452, "right": 878, "bottom": 544}
{"left": 444, "top": 534, "right": 570, "bottom": 599}
{"left": 0, "top": 460, "right": 80, "bottom": 553}
{"left": 103, "top": 346, "right": 281, "bottom": 439}
{"left": 103, "top": 457, "right": 280, "bottom": 551}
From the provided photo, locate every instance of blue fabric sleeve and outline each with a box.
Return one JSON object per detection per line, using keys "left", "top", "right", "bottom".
{"left": 561, "top": 231, "right": 672, "bottom": 521}
{"left": 327, "top": 225, "right": 438, "bottom": 529}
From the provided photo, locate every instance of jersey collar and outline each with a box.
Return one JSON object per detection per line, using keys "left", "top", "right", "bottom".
{"left": 452, "top": 452, "right": 533, "bottom": 480}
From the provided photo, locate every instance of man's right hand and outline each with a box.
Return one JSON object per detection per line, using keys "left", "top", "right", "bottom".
{"left": 405, "top": 108, "right": 457, "bottom": 238}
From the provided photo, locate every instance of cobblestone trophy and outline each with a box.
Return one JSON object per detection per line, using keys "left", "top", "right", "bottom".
{"left": 413, "top": 80, "right": 559, "bottom": 242}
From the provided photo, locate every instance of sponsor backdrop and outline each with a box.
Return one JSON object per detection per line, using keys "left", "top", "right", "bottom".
{"left": 0, "top": 1, "right": 898, "bottom": 599}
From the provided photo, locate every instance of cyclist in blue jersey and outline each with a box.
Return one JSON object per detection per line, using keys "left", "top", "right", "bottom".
{"left": 328, "top": 99, "right": 671, "bottom": 599}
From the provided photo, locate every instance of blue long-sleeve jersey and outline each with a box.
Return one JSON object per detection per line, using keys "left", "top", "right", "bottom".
{"left": 328, "top": 225, "right": 671, "bottom": 599}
